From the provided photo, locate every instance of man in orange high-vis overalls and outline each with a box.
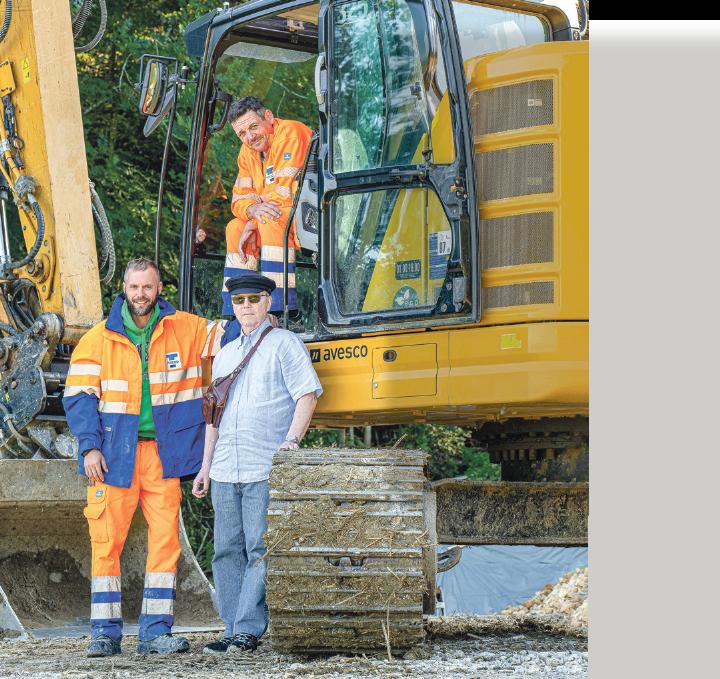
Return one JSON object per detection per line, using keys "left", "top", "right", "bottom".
{"left": 63, "top": 257, "right": 224, "bottom": 658}
{"left": 222, "top": 96, "right": 312, "bottom": 321}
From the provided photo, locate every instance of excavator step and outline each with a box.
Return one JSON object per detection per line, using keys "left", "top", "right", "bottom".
{"left": 266, "top": 448, "right": 436, "bottom": 655}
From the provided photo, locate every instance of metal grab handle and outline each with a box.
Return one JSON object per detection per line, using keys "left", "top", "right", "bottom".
{"left": 437, "top": 545, "right": 462, "bottom": 573}
{"left": 314, "top": 53, "right": 326, "bottom": 105}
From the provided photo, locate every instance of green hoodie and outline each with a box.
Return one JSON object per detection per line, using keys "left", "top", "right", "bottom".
{"left": 121, "top": 301, "right": 160, "bottom": 439}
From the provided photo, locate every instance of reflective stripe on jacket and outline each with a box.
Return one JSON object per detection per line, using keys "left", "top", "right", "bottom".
{"left": 63, "top": 294, "right": 224, "bottom": 488}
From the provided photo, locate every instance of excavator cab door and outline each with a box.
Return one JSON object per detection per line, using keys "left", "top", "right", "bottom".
{"left": 317, "top": 0, "right": 479, "bottom": 332}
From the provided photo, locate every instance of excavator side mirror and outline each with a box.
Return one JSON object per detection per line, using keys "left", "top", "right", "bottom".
{"left": 138, "top": 58, "right": 170, "bottom": 117}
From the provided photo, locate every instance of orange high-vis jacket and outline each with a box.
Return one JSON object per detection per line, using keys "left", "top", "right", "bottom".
{"left": 63, "top": 295, "right": 224, "bottom": 488}
{"left": 230, "top": 117, "right": 313, "bottom": 248}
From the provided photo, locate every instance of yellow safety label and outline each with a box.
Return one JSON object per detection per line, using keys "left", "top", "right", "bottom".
{"left": 22, "top": 58, "right": 31, "bottom": 83}
{"left": 500, "top": 333, "right": 522, "bottom": 350}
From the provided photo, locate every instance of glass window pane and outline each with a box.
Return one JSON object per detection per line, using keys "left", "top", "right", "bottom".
{"left": 453, "top": 1, "right": 550, "bottom": 66}
{"left": 332, "top": 0, "right": 441, "bottom": 172}
{"left": 333, "top": 188, "right": 456, "bottom": 315}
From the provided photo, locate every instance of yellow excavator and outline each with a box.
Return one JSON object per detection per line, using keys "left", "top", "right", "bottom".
{"left": 0, "top": 0, "right": 587, "bottom": 653}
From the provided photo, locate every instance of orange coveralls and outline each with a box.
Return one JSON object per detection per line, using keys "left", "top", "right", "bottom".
{"left": 223, "top": 118, "right": 312, "bottom": 314}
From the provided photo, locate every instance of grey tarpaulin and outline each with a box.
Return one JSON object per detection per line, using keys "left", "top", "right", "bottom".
{"left": 436, "top": 545, "right": 588, "bottom": 615}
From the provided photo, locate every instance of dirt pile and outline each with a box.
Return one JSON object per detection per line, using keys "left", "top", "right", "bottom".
{"left": 426, "top": 568, "right": 588, "bottom": 641}
{"left": 502, "top": 567, "right": 588, "bottom": 632}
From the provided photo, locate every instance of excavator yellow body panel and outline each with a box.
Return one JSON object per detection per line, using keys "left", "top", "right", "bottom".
{"left": 311, "top": 41, "right": 588, "bottom": 427}
{"left": 0, "top": 0, "right": 102, "bottom": 343}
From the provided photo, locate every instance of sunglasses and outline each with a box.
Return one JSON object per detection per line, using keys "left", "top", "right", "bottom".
{"left": 231, "top": 293, "right": 269, "bottom": 305}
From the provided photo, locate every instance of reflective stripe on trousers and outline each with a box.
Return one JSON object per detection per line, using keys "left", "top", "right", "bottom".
{"left": 224, "top": 217, "right": 297, "bottom": 314}
{"left": 84, "top": 441, "right": 181, "bottom": 641}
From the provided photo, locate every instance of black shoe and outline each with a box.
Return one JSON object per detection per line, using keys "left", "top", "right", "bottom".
{"left": 227, "top": 632, "right": 259, "bottom": 653}
{"left": 136, "top": 633, "right": 190, "bottom": 654}
{"left": 202, "top": 636, "right": 238, "bottom": 654}
{"left": 86, "top": 634, "right": 121, "bottom": 658}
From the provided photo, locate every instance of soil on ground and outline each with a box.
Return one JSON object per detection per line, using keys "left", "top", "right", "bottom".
{"left": 0, "top": 569, "right": 589, "bottom": 678}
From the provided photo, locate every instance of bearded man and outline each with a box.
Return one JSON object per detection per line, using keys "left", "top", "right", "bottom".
{"left": 63, "top": 257, "right": 224, "bottom": 657}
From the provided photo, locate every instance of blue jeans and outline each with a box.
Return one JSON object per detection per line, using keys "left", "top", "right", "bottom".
{"left": 211, "top": 479, "right": 269, "bottom": 638}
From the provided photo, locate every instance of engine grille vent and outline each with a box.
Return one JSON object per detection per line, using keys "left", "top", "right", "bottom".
{"left": 477, "top": 143, "right": 554, "bottom": 202}
{"left": 471, "top": 80, "right": 554, "bottom": 136}
{"left": 483, "top": 281, "right": 554, "bottom": 309}
{"left": 481, "top": 212, "right": 554, "bottom": 269}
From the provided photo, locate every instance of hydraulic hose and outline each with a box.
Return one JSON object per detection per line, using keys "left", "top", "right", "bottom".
{"left": 8, "top": 278, "right": 36, "bottom": 329}
{"left": 0, "top": 0, "right": 12, "bottom": 44}
{"left": 2, "top": 194, "right": 45, "bottom": 274}
{"left": 74, "top": 0, "right": 107, "bottom": 53}
{"left": 578, "top": 0, "right": 588, "bottom": 39}
{"left": 72, "top": 0, "right": 93, "bottom": 39}
{"left": 89, "top": 180, "right": 115, "bottom": 283}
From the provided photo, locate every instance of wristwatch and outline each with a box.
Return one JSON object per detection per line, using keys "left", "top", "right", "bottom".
{"left": 284, "top": 435, "right": 300, "bottom": 444}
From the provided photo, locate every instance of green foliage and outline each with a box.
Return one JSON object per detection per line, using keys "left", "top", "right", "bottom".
{"left": 180, "top": 482, "right": 215, "bottom": 576}
{"left": 76, "top": 1, "right": 221, "bottom": 310}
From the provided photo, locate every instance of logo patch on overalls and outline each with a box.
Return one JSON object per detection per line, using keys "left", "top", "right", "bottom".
{"left": 166, "top": 352, "right": 181, "bottom": 370}
{"left": 283, "top": 152, "right": 291, "bottom": 160}
{"left": 265, "top": 165, "right": 275, "bottom": 184}
{"left": 95, "top": 489, "right": 104, "bottom": 497}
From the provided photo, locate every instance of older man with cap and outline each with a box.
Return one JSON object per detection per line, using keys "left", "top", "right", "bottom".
{"left": 192, "top": 273, "right": 322, "bottom": 654}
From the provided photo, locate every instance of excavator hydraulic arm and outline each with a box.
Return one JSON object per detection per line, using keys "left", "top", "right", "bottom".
{"left": 0, "top": 0, "right": 103, "bottom": 457}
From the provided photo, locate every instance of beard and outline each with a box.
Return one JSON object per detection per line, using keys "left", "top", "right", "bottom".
{"left": 127, "top": 292, "right": 159, "bottom": 317}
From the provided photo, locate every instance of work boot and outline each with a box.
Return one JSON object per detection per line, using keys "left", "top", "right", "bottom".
{"left": 86, "top": 634, "right": 121, "bottom": 658}
{"left": 202, "top": 636, "right": 238, "bottom": 654}
{"left": 136, "top": 633, "right": 190, "bottom": 654}
{"left": 227, "top": 632, "right": 259, "bottom": 653}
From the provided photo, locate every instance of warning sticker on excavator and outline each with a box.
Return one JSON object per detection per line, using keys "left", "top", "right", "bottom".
{"left": 500, "top": 333, "right": 523, "bottom": 350}
{"left": 429, "top": 230, "right": 452, "bottom": 279}
{"left": 22, "top": 58, "right": 31, "bottom": 83}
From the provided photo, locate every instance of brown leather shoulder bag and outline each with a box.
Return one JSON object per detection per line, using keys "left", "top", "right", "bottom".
{"left": 202, "top": 325, "right": 274, "bottom": 427}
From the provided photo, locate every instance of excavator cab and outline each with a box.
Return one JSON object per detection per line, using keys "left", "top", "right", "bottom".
{"left": 173, "top": 0, "right": 481, "bottom": 337}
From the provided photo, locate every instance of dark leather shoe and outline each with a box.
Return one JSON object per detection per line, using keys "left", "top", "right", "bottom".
{"left": 227, "top": 632, "right": 259, "bottom": 653}
{"left": 136, "top": 633, "right": 190, "bottom": 654}
{"left": 86, "top": 634, "right": 121, "bottom": 657}
{"left": 202, "top": 636, "right": 238, "bottom": 654}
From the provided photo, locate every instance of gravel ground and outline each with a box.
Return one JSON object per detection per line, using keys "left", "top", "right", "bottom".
{"left": 0, "top": 623, "right": 587, "bottom": 678}
{"left": 0, "top": 571, "right": 589, "bottom": 678}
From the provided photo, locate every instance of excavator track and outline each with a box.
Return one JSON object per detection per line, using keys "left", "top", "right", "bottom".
{"left": 266, "top": 448, "right": 435, "bottom": 655}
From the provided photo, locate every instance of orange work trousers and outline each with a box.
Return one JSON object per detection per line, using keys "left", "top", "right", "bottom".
{"left": 83, "top": 440, "right": 181, "bottom": 641}
{"left": 223, "top": 217, "right": 297, "bottom": 314}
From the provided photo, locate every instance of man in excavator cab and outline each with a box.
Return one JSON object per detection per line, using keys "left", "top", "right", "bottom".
{"left": 222, "top": 96, "right": 312, "bottom": 337}
{"left": 63, "top": 257, "right": 224, "bottom": 658}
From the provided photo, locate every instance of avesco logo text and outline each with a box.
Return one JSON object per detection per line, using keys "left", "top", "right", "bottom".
{"left": 309, "top": 345, "right": 368, "bottom": 363}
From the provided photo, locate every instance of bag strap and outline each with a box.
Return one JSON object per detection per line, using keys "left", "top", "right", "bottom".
{"left": 222, "top": 324, "right": 274, "bottom": 385}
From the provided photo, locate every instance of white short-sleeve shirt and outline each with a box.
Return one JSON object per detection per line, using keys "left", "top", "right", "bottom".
{"left": 209, "top": 319, "right": 323, "bottom": 484}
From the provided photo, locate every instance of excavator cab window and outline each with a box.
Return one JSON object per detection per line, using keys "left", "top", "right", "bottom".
{"left": 318, "top": 0, "right": 479, "bottom": 332}
{"left": 185, "top": 7, "right": 320, "bottom": 328}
